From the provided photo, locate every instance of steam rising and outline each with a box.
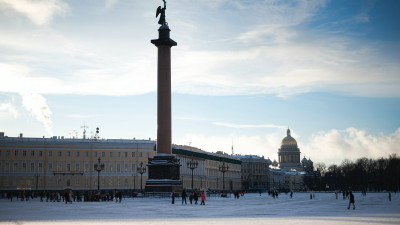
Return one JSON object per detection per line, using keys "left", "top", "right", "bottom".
{"left": 20, "top": 93, "right": 53, "bottom": 136}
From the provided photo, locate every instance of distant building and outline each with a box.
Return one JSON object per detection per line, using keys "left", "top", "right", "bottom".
{"left": 278, "top": 128, "right": 301, "bottom": 170}
{"left": 269, "top": 128, "right": 317, "bottom": 191}
{"left": 232, "top": 154, "right": 271, "bottom": 191}
{"left": 173, "top": 145, "right": 242, "bottom": 191}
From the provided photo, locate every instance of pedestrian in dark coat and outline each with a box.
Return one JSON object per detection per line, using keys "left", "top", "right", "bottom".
{"left": 347, "top": 191, "right": 355, "bottom": 210}
{"left": 171, "top": 192, "right": 175, "bottom": 204}
{"left": 389, "top": 192, "right": 391, "bottom": 201}
{"left": 182, "top": 189, "right": 187, "bottom": 204}
{"left": 194, "top": 191, "right": 198, "bottom": 204}
{"left": 189, "top": 193, "right": 193, "bottom": 204}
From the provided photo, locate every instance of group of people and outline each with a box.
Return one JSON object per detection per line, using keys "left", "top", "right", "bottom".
{"left": 172, "top": 189, "right": 206, "bottom": 205}
{"left": 4, "top": 190, "right": 126, "bottom": 203}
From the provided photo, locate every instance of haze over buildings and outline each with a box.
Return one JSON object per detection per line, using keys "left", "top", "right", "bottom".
{"left": 0, "top": 0, "right": 399, "bottom": 165}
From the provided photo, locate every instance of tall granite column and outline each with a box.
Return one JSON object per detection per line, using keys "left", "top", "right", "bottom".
{"left": 145, "top": 24, "right": 182, "bottom": 192}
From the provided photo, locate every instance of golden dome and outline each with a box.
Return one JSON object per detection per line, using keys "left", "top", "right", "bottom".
{"left": 280, "top": 128, "right": 298, "bottom": 147}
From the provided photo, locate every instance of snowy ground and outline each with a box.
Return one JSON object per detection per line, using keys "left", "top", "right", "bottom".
{"left": 0, "top": 192, "right": 399, "bottom": 225}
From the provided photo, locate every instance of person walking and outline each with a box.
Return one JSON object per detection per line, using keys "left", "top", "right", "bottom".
{"left": 347, "top": 191, "right": 355, "bottom": 210}
{"left": 171, "top": 191, "right": 175, "bottom": 204}
{"left": 189, "top": 192, "right": 193, "bottom": 204}
{"left": 182, "top": 189, "right": 187, "bottom": 204}
{"left": 200, "top": 192, "right": 206, "bottom": 205}
{"left": 389, "top": 192, "right": 391, "bottom": 202}
{"left": 194, "top": 191, "right": 198, "bottom": 204}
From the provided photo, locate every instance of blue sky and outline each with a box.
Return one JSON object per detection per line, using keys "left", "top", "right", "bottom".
{"left": 0, "top": 0, "right": 399, "bottom": 165}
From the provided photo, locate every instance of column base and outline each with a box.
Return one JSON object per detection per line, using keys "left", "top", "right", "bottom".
{"left": 145, "top": 154, "right": 182, "bottom": 192}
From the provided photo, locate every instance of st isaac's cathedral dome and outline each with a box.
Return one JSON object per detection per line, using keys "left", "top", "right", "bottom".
{"left": 278, "top": 128, "right": 301, "bottom": 170}
{"left": 280, "top": 128, "right": 298, "bottom": 150}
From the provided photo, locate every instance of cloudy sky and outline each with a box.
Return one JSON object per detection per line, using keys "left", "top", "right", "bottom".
{"left": 0, "top": 0, "right": 399, "bottom": 165}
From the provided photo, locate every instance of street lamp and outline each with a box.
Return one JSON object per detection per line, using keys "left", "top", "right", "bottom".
{"left": 218, "top": 160, "right": 229, "bottom": 191}
{"left": 137, "top": 161, "right": 146, "bottom": 192}
{"left": 34, "top": 173, "right": 40, "bottom": 191}
{"left": 94, "top": 157, "right": 105, "bottom": 191}
{"left": 187, "top": 156, "right": 198, "bottom": 190}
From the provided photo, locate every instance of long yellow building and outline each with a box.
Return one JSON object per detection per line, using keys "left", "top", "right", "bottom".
{"left": 0, "top": 133, "right": 242, "bottom": 192}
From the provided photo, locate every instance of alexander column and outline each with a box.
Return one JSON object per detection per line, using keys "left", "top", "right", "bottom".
{"left": 145, "top": 0, "right": 182, "bottom": 192}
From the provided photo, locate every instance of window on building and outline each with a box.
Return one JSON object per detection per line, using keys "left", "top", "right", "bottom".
{"left": 66, "top": 163, "right": 71, "bottom": 172}
{"left": 58, "top": 151, "right": 62, "bottom": 157}
{"left": 22, "top": 162, "right": 27, "bottom": 171}
{"left": 30, "top": 162, "right": 35, "bottom": 172}
{"left": 38, "top": 162, "right": 43, "bottom": 172}
{"left": 6, "top": 150, "right": 10, "bottom": 157}
{"left": 48, "top": 162, "right": 53, "bottom": 171}
{"left": 39, "top": 151, "right": 43, "bottom": 157}
{"left": 31, "top": 151, "right": 35, "bottom": 157}
{"left": 66, "top": 178, "right": 70, "bottom": 187}
{"left": 109, "top": 164, "right": 113, "bottom": 172}
{"left": 5, "top": 161, "right": 10, "bottom": 172}
{"left": 23, "top": 151, "right": 27, "bottom": 156}
{"left": 76, "top": 177, "right": 80, "bottom": 185}
{"left": 132, "top": 152, "right": 135, "bottom": 157}
{"left": 118, "top": 152, "right": 121, "bottom": 157}
{"left": 75, "top": 163, "right": 80, "bottom": 171}
{"left": 14, "top": 150, "right": 18, "bottom": 157}
{"left": 139, "top": 152, "right": 142, "bottom": 157}
{"left": 49, "top": 151, "right": 53, "bottom": 157}
{"left": 124, "top": 152, "right": 128, "bottom": 157}
{"left": 67, "top": 151, "right": 71, "bottom": 157}
{"left": 131, "top": 163, "right": 136, "bottom": 173}
{"left": 85, "top": 151, "right": 89, "bottom": 157}
{"left": 146, "top": 152, "right": 150, "bottom": 158}
{"left": 85, "top": 163, "right": 89, "bottom": 172}
{"left": 76, "top": 151, "right": 80, "bottom": 157}
{"left": 13, "top": 162, "right": 18, "bottom": 172}
{"left": 116, "top": 163, "right": 121, "bottom": 172}
{"left": 94, "top": 152, "right": 98, "bottom": 157}
{"left": 124, "top": 163, "right": 128, "bottom": 172}
{"left": 57, "top": 162, "right": 62, "bottom": 171}
{"left": 102, "top": 152, "right": 105, "bottom": 157}
{"left": 110, "top": 152, "right": 113, "bottom": 157}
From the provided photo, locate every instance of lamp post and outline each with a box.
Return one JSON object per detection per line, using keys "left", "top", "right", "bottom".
{"left": 94, "top": 157, "right": 105, "bottom": 191}
{"left": 218, "top": 160, "right": 229, "bottom": 191}
{"left": 137, "top": 161, "right": 146, "bottom": 192}
{"left": 187, "top": 157, "right": 198, "bottom": 190}
{"left": 34, "top": 173, "right": 40, "bottom": 191}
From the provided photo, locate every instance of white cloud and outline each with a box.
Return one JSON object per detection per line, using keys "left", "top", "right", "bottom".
{"left": 301, "top": 127, "right": 400, "bottom": 165}
{"left": 0, "top": 0, "right": 68, "bottom": 26}
{"left": 104, "top": 0, "right": 118, "bottom": 10}
{"left": 0, "top": 102, "right": 18, "bottom": 118}
{"left": 20, "top": 93, "right": 53, "bottom": 136}
{"left": 213, "top": 122, "right": 286, "bottom": 129}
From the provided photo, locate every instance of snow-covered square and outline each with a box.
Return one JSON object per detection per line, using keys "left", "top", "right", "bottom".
{"left": 0, "top": 192, "right": 399, "bottom": 225}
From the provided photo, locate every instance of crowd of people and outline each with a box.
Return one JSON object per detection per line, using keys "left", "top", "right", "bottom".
{"left": 3, "top": 190, "right": 126, "bottom": 203}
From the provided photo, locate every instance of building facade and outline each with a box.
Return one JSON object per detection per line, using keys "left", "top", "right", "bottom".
{"left": 233, "top": 155, "right": 271, "bottom": 191}
{"left": 173, "top": 145, "right": 242, "bottom": 191}
{"left": 0, "top": 133, "right": 242, "bottom": 192}
{"left": 0, "top": 133, "right": 156, "bottom": 191}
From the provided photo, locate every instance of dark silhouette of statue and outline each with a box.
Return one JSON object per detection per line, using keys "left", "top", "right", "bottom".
{"left": 156, "top": 0, "right": 167, "bottom": 25}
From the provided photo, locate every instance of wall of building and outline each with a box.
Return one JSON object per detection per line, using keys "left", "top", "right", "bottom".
{"left": 0, "top": 136, "right": 155, "bottom": 191}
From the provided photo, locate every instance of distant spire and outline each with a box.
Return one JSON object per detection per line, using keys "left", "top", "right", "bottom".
{"left": 287, "top": 127, "right": 291, "bottom": 136}
{"left": 231, "top": 139, "right": 234, "bottom": 155}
